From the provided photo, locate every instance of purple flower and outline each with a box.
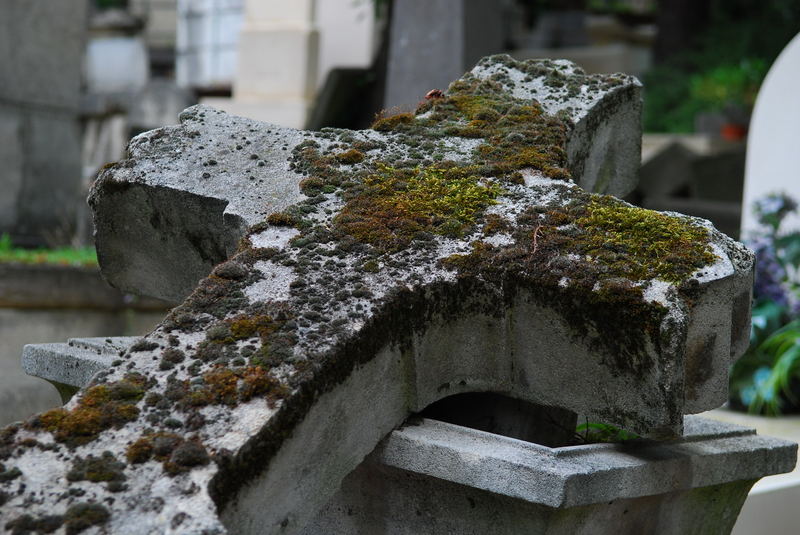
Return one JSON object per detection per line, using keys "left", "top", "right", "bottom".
{"left": 750, "top": 236, "right": 789, "bottom": 306}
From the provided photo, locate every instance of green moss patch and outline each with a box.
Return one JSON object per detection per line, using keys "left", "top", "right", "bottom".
{"left": 574, "top": 196, "right": 717, "bottom": 283}
{"left": 125, "top": 432, "right": 209, "bottom": 476}
{"left": 436, "top": 190, "right": 717, "bottom": 371}
{"left": 67, "top": 451, "right": 126, "bottom": 492}
{"left": 64, "top": 502, "right": 110, "bottom": 534}
{"left": 334, "top": 164, "right": 501, "bottom": 251}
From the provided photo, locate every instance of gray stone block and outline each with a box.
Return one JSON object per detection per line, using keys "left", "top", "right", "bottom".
{"left": 467, "top": 57, "right": 642, "bottom": 196}
{"left": 0, "top": 263, "right": 170, "bottom": 309}
{"left": 11, "top": 112, "right": 84, "bottom": 243}
{"left": 22, "top": 337, "right": 137, "bottom": 394}
{"left": 0, "top": 0, "right": 87, "bottom": 245}
{"left": 0, "top": 0, "right": 87, "bottom": 109}
{"left": 0, "top": 108, "right": 23, "bottom": 229}
{"left": 303, "top": 417, "right": 795, "bottom": 535}
{"left": 384, "top": 0, "right": 505, "bottom": 110}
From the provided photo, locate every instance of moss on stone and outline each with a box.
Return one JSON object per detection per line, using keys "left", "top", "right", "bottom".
{"left": 371, "top": 112, "right": 414, "bottom": 132}
{"left": 334, "top": 164, "right": 501, "bottom": 252}
{"left": 126, "top": 430, "right": 210, "bottom": 477}
{"left": 163, "top": 440, "right": 210, "bottom": 475}
{"left": 239, "top": 366, "right": 290, "bottom": 404}
{"left": 63, "top": 502, "right": 110, "bottom": 534}
{"left": 67, "top": 451, "right": 126, "bottom": 492}
{"left": 0, "top": 464, "right": 21, "bottom": 482}
{"left": 5, "top": 513, "right": 64, "bottom": 534}
{"left": 125, "top": 436, "right": 154, "bottom": 464}
{"left": 573, "top": 196, "right": 716, "bottom": 283}
{"left": 334, "top": 149, "right": 365, "bottom": 164}
{"left": 228, "top": 314, "right": 279, "bottom": 342}
{"left": 28, "top": 374, "right": 145, "bottom": 447}
{"left": 266, "top": 212, "right": 299, "bottom": 227}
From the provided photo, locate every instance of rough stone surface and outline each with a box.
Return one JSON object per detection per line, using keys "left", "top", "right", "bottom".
{"left": 3, "top": 55, "right": 755, "bottom": 534}
{"left": 22, "top": 338, "right": 138, "bottom": 399}
{"left": 303, "top": 417, "right": 796, "bottom": 534}
{"left": 90, "top": 55, "right": 642, "bottom": 303}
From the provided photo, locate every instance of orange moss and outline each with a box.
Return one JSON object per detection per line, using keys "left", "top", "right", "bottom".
{"left": 267, "top": 212, "right": 299, "bottom": 227}
{"left": 126, "top": 437, "right": 154, "bottom": 464}
{"left": 239, "top": 367, "right": 290, "bottom": 405}
{"left": 202, "top": 368, "right": 239, "bottom": 406}
{"left": 30, "top": 375, "right": 145, "bottom": 447}
{"left": 228, "top": 314, "right": 278, "bottom": 342}
{"left": 335, "top": 149, "right": 365, "bottom": 164}
{"left": 371, "top": 112, "right": 414, "bottom": 132}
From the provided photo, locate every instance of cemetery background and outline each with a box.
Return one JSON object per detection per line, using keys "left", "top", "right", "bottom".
{"left": 1, "top": 0, "right": 800, "bottom": 533}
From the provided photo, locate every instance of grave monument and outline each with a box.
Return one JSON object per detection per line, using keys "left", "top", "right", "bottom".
{"left": 2, "top": 55, "right": 795, "bottom": 534}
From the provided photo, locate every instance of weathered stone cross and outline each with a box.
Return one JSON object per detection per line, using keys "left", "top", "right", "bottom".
{"left": 1, "top": 56, "right": 758, "bottom": 534}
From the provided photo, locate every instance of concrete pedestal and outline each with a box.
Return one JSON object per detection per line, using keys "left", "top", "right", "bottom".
{"left": 304, "top": 418, "right": 795, "bottom": 535}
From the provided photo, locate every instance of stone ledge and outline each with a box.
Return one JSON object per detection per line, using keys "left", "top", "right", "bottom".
{"left": 371, "top": 417, "right": 796, "bottom": 509}
{"left": 22, "top": 337, "right": 136, "bottom": 392}
{"left": 0, "top": 263, "right": 170, "bottom": 310}
{"left": 302, "top": 416, "right": 797, "bottom": 534}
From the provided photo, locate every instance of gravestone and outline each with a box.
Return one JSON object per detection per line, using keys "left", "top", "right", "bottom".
{"left": 741, "top": 32, "right": 800, "bottom": 236}
{"left": 1, "top": 55, "right": 795, "bottom": 534}
{"left": 0, "top": 0, "right": 88, "bottom": 246}
{"left": 383, "top": 0, "right": 506, "bottom": 110}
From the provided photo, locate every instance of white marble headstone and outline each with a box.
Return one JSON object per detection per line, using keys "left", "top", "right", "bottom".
{"left": 741, "top": 32, "right": 800, "bottom": 237}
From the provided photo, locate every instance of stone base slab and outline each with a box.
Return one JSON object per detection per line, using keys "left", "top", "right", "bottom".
{"left": 302, "top": 417, "right": 796, "bottom": 535}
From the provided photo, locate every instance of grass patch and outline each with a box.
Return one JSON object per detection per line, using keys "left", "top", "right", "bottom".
{"left": 0, "top": 233, "right": 97, "bottom": 267}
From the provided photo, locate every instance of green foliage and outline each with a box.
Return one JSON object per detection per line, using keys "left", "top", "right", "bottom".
{"left": 689, "top": 59, "right": 767, "bottom": 111}
{"left": 94, "top": 0, "right": 128, "bottom": 9}
{"left": 0, "top": 233, "right": 97, "bottom": 267}
{"left": 643, "top": 0, "right": 800, "bottom": 132}
{"left": 731, "top": 317, "right": 800, "bottom": 415}
{"left": 575, "top": 421, "right": 639, "bottom": 443}
{"left": 587, "top": 0, "right": 656, "bottom": 15}
{"left": 730, "top": 193, "right": 800, "bottom": 415}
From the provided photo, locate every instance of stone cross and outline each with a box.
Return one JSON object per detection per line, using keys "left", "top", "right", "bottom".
{"left": 1, "top": 56, "right": 762, "bottom": 534}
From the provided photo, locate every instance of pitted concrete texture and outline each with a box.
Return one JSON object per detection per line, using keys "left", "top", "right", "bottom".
{"left": 90, "top": 56, "right": 641, "bottom": 304}
{"left": 22, "top": 337, "right": 137, "bottom": 398}
{"left": 3, "top": 55, "right": 755, "bottom": 534}
{"left": 302, "top": 417, "right": 796, "bottom": 534}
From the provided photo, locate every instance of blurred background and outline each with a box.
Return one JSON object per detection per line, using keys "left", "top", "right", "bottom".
{"left": 0, "top": 0, "right": 799, "bottom": 425}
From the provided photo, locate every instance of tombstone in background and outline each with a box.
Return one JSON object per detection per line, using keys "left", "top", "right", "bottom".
{"left": 0, "top": 0, "right": 88, "bottom": 247}
{"left": 637, "top": 137, "right": 745, "bottom": 239}
{"left": 202, "top": 0, "right": 320, "bottom": 128}
{"left": 383, "top": 0, "right": 507, "bottom": 110}
{"left": 741, "top": 32, "right": 800, "bottom": 237}
{"left": 2, "top": 55, "right": 795, "bottom": 534}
